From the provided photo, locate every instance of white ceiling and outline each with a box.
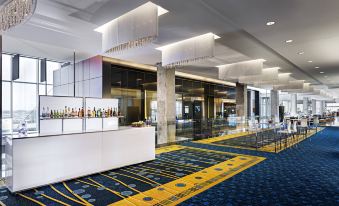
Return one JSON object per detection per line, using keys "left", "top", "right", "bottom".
{"left": 2, "top": 0, "right": 339, "bottom": 90}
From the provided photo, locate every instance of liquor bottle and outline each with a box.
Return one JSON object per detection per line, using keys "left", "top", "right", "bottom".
{"left": 113, "top": 108, "right": 116, "bottom": 116}
{"left": 118, "top": 108, "right": 121, "bottom": 116}
{"left": 102, "top": 109, "right": 106, "bottom": 118}
{"left": 42, "top": 107, "right": 46, "bottom": 118}
{"left": 50, "top": 110, "right": 53, "bottom": 119}
{"left": 93, "top": 107, "right": 96, "bottom": 118}
{"left": 78, "top": 108, "right": 81, "bottom": 117}
{"left": 64, "top": 106, "right": 67, "bottom": 118}
{"left": 110, "top": 107, "right": 113, "bottom": 117}
{"left": 81, "top": 107, "right": 84, "bottom": 118}
{"left": 68, "top": 107, "right": 71, "bottom": 117}
{"left": 47, "top": 107, "right": 50, "bottom": 118}
{"left": 87, "top": 107, "right": 91, "bottom": 118}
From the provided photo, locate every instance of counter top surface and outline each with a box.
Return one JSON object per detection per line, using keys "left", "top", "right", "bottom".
{"left": 5, "top": 126, "right": 155, "bottom": 140}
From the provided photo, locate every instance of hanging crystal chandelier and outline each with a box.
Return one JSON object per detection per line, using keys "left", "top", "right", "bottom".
{"left": 0, "top": 0, "right": 37, "bottom": 32}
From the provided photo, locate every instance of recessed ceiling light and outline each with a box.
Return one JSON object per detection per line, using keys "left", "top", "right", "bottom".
{"left": 320, "top": 72, "right": 324, "bottom": 74}
{"left": 298, "top": 51, "right": 305, "bottom": 55}
{"left": 285, "top": 40, "right": 293, "bottom": 43}
{"left": 315, "top": 66, "right": 320, "bottom": 69}
{"left": 308, "top": 60, "right": 313, "bottom": 63}
{"left": 266, "top": 21, "right": 275, "bottom": 26}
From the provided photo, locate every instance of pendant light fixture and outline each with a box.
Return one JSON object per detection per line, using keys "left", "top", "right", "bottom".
{"left": 157, "top": 32, "right": 217, "bottom": 67}
{"left": 0, "top": 0, "right": 37, "bottom": 32}
{"left": 95, "top": 2, "right": 162, "bottom": 53}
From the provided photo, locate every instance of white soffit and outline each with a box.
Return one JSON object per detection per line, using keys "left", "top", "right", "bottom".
{"left": 238, "top": 67, "right": 279, "bottom": 84}
{"left": 95, "top": 2, "right": 161, "bottom": 53}
{"left": 218, "top": 59, "right": 264, "bottom": 80}
{"left": 158, "top": 32, "right": 217, "bottom": 67}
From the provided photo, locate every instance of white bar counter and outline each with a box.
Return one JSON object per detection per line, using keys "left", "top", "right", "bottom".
{"left": 4, "top": 126, "right": 155, "bottom": 192}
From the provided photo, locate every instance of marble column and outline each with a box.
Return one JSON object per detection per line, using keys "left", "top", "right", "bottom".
{"left": 156, "top": 64, "right": 176, "bottom": 145}
{"left": 303, "top": 97, "right": 309, "bottom": 115}
{"left": 236, "top": 82, "right": 248, "bottom": 121}
{"left": 290, "top": 93, "right": 297, "bottom": 116}
{"left": 311, "top": 99, "right": 317, "bottom": 115}
{"left": 319, "top": 100, "right": 326, "bottom": 115}
{"left": 270, "top": 90, "right": 279, "bottom": 122}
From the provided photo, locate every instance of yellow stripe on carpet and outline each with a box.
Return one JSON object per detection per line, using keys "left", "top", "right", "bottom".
{"left": 109, "top": 147, "right": 265, "bottom": 206}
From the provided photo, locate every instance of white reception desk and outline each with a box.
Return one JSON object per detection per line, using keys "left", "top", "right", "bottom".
{"left": 5, "top": 126, "right": 155, "bottom": 192}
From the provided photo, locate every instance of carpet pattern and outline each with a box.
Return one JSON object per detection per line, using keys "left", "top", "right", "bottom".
{"left": 180, "top": 127, "right": 339, "bottom": 206}
{"left": 0, "top": 146, "right": 264, "bottom": 206}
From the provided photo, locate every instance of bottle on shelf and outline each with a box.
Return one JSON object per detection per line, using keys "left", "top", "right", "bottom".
{"left": 81, "top": 107, "right": 84, "bottom": 118}
{"left": 118, "top": 108, "right": 121, "bottom": 116}
{"left": 113, "top": 108, "right": 117, "bottom": 116}
{"left": 50, "top": 110, "right": 53, "bottom": 119}
{"left": 93, "top": 107, "right": 96, "bottom": 118}
{"left": 87, "top": 107, "right": 91, "bottom": 118}
{"left": 64, "top": 106, "right": 68, "bottom": 118}
{"left": 46, "top": 107, "right": 50, "bottom": 118}
{"left": 41, "top": 107, "right": 46, "bottom": 118}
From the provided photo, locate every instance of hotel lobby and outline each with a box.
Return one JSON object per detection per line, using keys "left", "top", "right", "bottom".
{"left": 0, "top": 0, "right": 338, "bottom": 205}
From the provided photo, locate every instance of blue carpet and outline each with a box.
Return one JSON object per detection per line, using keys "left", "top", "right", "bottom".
{"left": 180, "top": 127, "right": 339, "bottom": 206}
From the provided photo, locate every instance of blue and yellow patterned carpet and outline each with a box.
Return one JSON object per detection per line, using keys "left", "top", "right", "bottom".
{"left": 0, "top": 127, "right": 338, "bottom": 205}
{"left": 180, "top": 127, "right": 339, "bottom": 206}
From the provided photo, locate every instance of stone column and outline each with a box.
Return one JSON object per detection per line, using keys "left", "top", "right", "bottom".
{"left": 236, "top": 82, "right": 248, "bottom": 121}
{"left": 311, "top": 99, "right": 317, "bottom": 115}
{"left": 319, "top": 101, "right": 326, "bottom": 115}
{"left": 270, "top": 90, "right": 279, "bottom": 122}
{"left": 156, "top": 64, "right": 176, "bottom": 145}
{"left": 303, "top": 97, "right": 309, "bottom": 115}
{"left": 290, "top": 93, "right": 297, "bottom": 116}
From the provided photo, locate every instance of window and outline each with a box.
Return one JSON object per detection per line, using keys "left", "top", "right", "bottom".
{"left": 46, "top": 61, "right": 61, "bottom": 85}
{"left": 2, "top": 82, "right": 11, "bottom": 118}
{"left": 2, "top": 54, "right": 63, "bottom": 133}
{"left": 16, "top": 57, "right": 38, "bottom": 83}
{"left": 12, "top": 83, "right": 37, "bottom": 132}
{"left": 2, "top": 54, "right": 11, "bottom": 80}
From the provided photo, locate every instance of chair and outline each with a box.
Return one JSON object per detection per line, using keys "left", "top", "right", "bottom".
{"left": 313, "top": 116, "right": 319, "bottom": 133}
{"left": 277, "top": 120, "right": 292, "bottom": 150}
{"left": 247, "top": 120, "right": 260, "bottom": 148}
{"left": 300, "top": 118, "right": 308, "bottom": 138}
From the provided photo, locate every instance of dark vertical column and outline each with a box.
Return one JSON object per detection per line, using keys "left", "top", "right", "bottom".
{"left": 247, "top": 90, "right": 251, "bottom": 118}
{"left": 12, "top": 54, "right": 19, "bottom": 80}
{"left": 254, "top": 91, "right": 260, "bottom": 117}
{"left": 40, "top": 58, "right": 46, "bottom": 82}
{"left": 0, "top": 35, "right": 2, "bottom": 170}
{"left": 73, "top": 51, "right": 76, "bottom": 97}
